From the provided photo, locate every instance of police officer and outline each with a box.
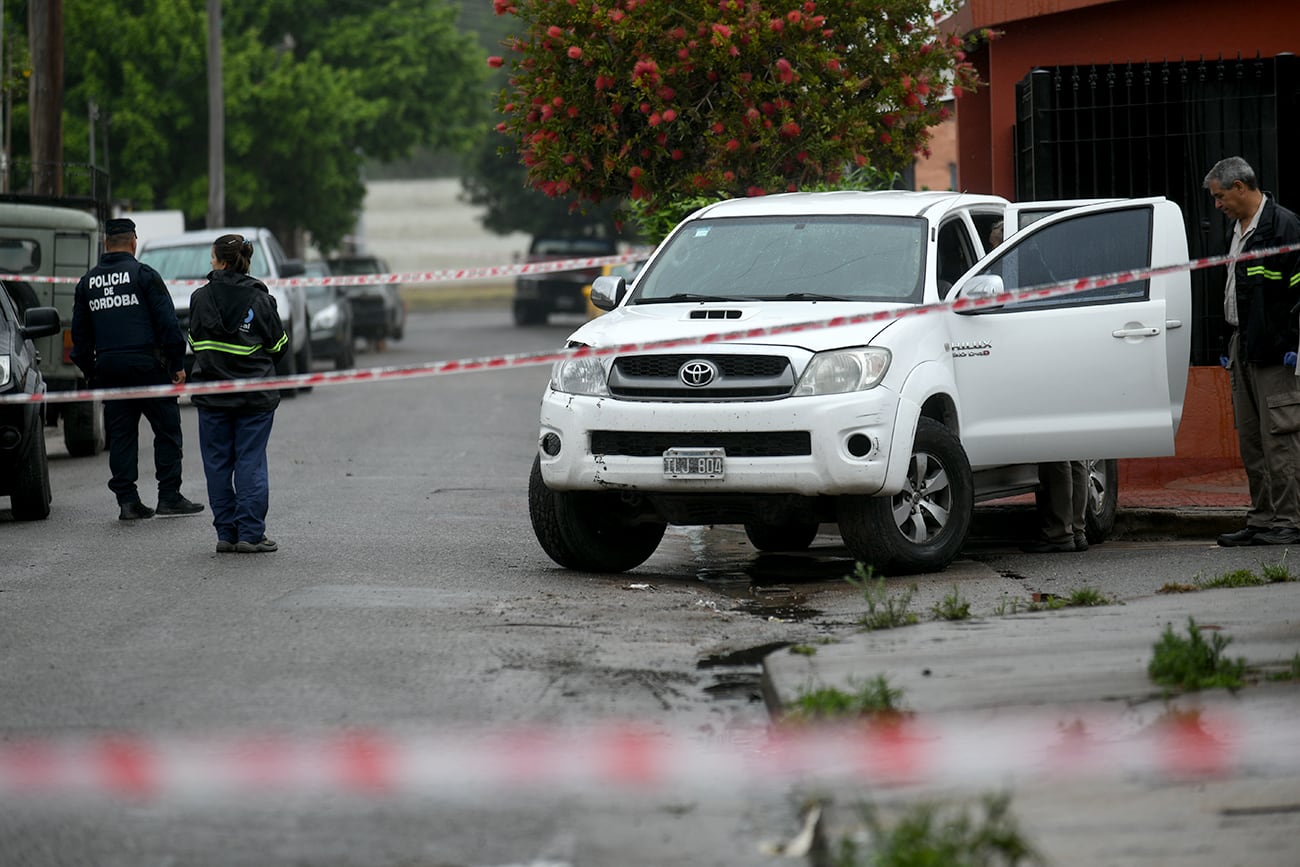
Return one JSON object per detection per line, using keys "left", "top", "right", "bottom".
{"left": 70, "top": 217, "right": 204, "bottom": 520}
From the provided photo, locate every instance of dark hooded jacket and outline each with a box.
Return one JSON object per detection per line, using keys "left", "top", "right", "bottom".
{"left": 188, "top": 269, "right": 288, "bottom": 413}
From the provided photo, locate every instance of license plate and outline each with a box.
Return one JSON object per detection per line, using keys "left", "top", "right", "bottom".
{"left": 663, "top": 448, "right": 725, "bottom": 479}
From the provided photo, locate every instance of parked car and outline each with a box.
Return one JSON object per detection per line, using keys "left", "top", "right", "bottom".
{"left": 303, "top": 261, "right": 355, "bottom": 370}
{"left": 326, "top": 255, "right": 404, "bottom": 347}
{"left": 0, "top": 285, "right": 62, "bottom": 520}
{"left": 513, "top": 235, "right": 618, "bottom": 325}
{"left": 530, "top": 191, "right": 1192, "bottom": 575}
{"left": 139, "top": 227, "right": 312, "bottom": 394}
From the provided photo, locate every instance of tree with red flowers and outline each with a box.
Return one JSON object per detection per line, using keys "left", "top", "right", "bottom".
{"left": 489, "top": 0, "right": 988, "bottom": 211}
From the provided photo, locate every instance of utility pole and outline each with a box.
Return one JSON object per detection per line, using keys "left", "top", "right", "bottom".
{"left": 28, "top": 0, "right": 64, "bottom": 196}
{"left": 207, "top": 0, "right": 224, "bottom": 227}
{"left": 1, "top": 0, "right": 6, "bottom": 193}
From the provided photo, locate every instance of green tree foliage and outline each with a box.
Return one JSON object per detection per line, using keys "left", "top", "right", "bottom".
{"left": 55, "top": 0, "right": 489, "bottom": 251}
{"left": 489, "top": 0, "right": 987, "bottom": 211}
{"left": 461, "top": 136, "right": 625, "bottom": 239}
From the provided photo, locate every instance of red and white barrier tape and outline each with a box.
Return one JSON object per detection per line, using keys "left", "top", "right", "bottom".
{"left": 0, "top": 709, "right": 1293, "bottom": 800}
{"left": 0, "top": 251, "right": 649, "bottom": 289}
{"left": 3, "top": 241, "right": 1298, "bottom": 406}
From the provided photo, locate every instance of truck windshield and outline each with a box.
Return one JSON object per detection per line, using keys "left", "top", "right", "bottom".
{"left": 633, "top": 215, "right": 927, "bottom": 304}
{"left": 141, "top": 243, "right": 272, "bottom": 280}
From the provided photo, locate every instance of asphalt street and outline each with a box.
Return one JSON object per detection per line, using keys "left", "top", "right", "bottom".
{"left": 2, "top": 307, "right": 1298, "bottom": 866}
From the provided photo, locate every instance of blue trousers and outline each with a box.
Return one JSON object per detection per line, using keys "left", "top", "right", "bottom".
{"left": 197, "top": 408, "right": 276, "bottom": 544}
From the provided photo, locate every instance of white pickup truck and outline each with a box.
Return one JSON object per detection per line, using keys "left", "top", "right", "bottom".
{"left": 529, "top": 191, "right": 1192, "bottom": 575}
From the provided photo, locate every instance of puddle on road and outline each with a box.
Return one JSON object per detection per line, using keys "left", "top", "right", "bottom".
{"left": 662, "top": 526, "right": 853, "bottom": 621}
{"left": 697, "top": 641, "right": 789, "bottom": 707}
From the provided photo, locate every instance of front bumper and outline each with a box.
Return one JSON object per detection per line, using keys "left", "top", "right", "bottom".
{"left": 537, "top": 387, "right": 900, "bottom": 497}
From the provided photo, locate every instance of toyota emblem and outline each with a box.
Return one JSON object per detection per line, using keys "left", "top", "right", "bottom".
{"left": 679, "top": 359, "right": 718, "bottom": 387}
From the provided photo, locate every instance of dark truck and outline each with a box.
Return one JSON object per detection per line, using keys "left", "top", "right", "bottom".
{"left": 512, "top": 236, "right": 618, "bottom": 326}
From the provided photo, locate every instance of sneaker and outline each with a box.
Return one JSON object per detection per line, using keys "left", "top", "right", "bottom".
{"left": 157, "top": 495, "right": 205, "bottom": 517}
{"left": 235, "top": 536, "right": 278, "bottom": 554}
{"left": 216, "top": 540, "right": 237, "bottom": 553}
{"left": 118, "top": 501, "right": 155, "bottom": 521}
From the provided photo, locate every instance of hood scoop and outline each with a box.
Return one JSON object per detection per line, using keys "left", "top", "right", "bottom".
{"left": 688, "top": 309, "right": 743, "bottom": 320}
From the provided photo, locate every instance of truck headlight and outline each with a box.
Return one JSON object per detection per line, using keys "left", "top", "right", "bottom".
{"left": 793, "top": 347, "right": 891, "bottom": 396}
{"left": 551, "top": 355, "right": 609, "bottom": 396}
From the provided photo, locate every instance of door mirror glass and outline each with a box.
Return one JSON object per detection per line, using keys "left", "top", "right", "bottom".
{"left": 590, "top": 275, "right": 626, "bottom": 311}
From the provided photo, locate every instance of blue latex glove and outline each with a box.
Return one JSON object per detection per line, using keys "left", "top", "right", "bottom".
{"left": 1286, "top": 351, "right": 1298, "bottom": 368}
{"left": 1219, "top": 355, "right": 1231, "bottom": 369}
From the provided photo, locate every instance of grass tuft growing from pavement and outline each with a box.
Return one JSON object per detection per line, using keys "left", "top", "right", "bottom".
{"left": 832, "top": 793, "right": 1046, "bottom": 867}
{"left": 1148, "top": 617, "right": 1246, "bottom": 692}
{"left": 1265, "top": 653, "right": 1300, "bottom": 683}
{"left": 931, "top": 586, "right": 972, "bottom": 621}
{"left": 1161, "top": 556, "right": 1297, "bottom": 593}
{"left": 846, "top": 563, "right": 920, "bottom": 630}
{"left": 784, "top": 676, "right": 907, "bottom": 723}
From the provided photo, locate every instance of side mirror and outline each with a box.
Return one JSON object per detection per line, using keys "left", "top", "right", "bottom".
{"left": 590, "top": 275, "right": 627, "bottom": 311}
{"left": 21, "top": 306, "right": 61, "bottom": 340}
{"left": 956, "top": 274, "right": 1006, "bottom": 312}
{"left": 280, "top": 259, "right": 306, "bottom": 279}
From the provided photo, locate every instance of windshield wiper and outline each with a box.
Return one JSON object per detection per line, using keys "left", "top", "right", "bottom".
{"left": 636, "top": 293, "right": 748, "bottom": 304}
{"left": 781, "top": 292, "right": 854, "bottom": 301}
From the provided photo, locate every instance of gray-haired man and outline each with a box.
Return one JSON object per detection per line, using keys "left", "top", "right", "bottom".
{"left": 1204, "top": 156, "right": 1300, "bottom": 546}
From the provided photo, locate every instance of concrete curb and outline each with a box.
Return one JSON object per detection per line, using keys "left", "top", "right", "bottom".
{"left": 972, "top": 504, "right": 1245, "bottom": 542}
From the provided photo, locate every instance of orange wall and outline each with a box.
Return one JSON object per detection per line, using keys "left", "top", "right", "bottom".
{"left": 958, "top": 0, "right": 1300, "bottom": 197}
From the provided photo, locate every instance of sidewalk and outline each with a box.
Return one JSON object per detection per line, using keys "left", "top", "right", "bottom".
{"left": 975, "top": 465, "right": 1252, "bottom": 542}
{"left": 761, "top": 468, "right": 1300, "bottom": 866}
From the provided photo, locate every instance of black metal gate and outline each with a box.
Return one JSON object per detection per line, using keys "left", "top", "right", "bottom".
{"left": 1014, "top": 54, "right": 1299, "bottom": 365}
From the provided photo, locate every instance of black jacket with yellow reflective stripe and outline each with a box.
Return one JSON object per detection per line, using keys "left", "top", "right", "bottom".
{"left": 1234, "top": 194, "right": 1300, "bottom": 364}
{"left": 188, "top": 269, "right": 289, "bottom": 413}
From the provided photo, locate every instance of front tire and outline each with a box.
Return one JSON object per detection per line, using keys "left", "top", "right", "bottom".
{"left": 335, "top": 328, "right": 356, "bottom": 370}
{"left": 528, "top": 456, "right": 665, "bottom": 572}
{"left": 837, "top": 417, "right": 973, "bottom": 575}
{"left": 62, "top": 398, "right": 105, "bottom": 457}
{"left": 10, "top": 408, "right": 52, "bottom": 520}
{"left": 744, "top": 521, "right": 820, "bottom": 552}
{"left": 277, "top": 341, "right": 298, "bottom": 399}
{"left": 513, "top": 300, "right": 546, "bottom": 326}
{"left": 295, "top": 335, "right": 314, "bottom": 393}
{"left": 1084, "top": 459, "right": 1119, "bottom": 544}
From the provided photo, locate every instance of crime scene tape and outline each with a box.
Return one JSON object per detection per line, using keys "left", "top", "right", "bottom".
{"left": 0, "top": 251, "right": 650, "bottom": 290}
{"left": 1, "top": 708, "right": 1294, "bottom": 800}
{"left": 3, "top": 241, "right": 1299, "bottom": 407}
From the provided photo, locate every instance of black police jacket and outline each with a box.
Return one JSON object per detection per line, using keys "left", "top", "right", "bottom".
{"left": 70, "top": 251, "right": 186, "bottom": 379}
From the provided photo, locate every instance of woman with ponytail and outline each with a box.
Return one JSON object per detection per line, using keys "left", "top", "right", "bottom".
{"left": 187, "top": 234, "right": 289, "bottom": 553}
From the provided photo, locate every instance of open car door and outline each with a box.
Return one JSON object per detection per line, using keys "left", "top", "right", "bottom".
{"left": 946, "top": 198, "right": 1192, "bottom": 467}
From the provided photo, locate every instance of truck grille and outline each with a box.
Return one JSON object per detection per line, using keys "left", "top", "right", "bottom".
{"left": 609, "top": 354, "right": 794, "bottom": 400}
{"left": 590, "top": 430, "right": 811, "bottom": 457}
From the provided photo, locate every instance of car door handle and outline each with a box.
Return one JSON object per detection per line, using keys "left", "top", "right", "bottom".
{"left": 1111, "top": 325, "right": 1160, "bottom": 338}
{"left": 1166, "top": 319, "right": 1183, "bottom": 330}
